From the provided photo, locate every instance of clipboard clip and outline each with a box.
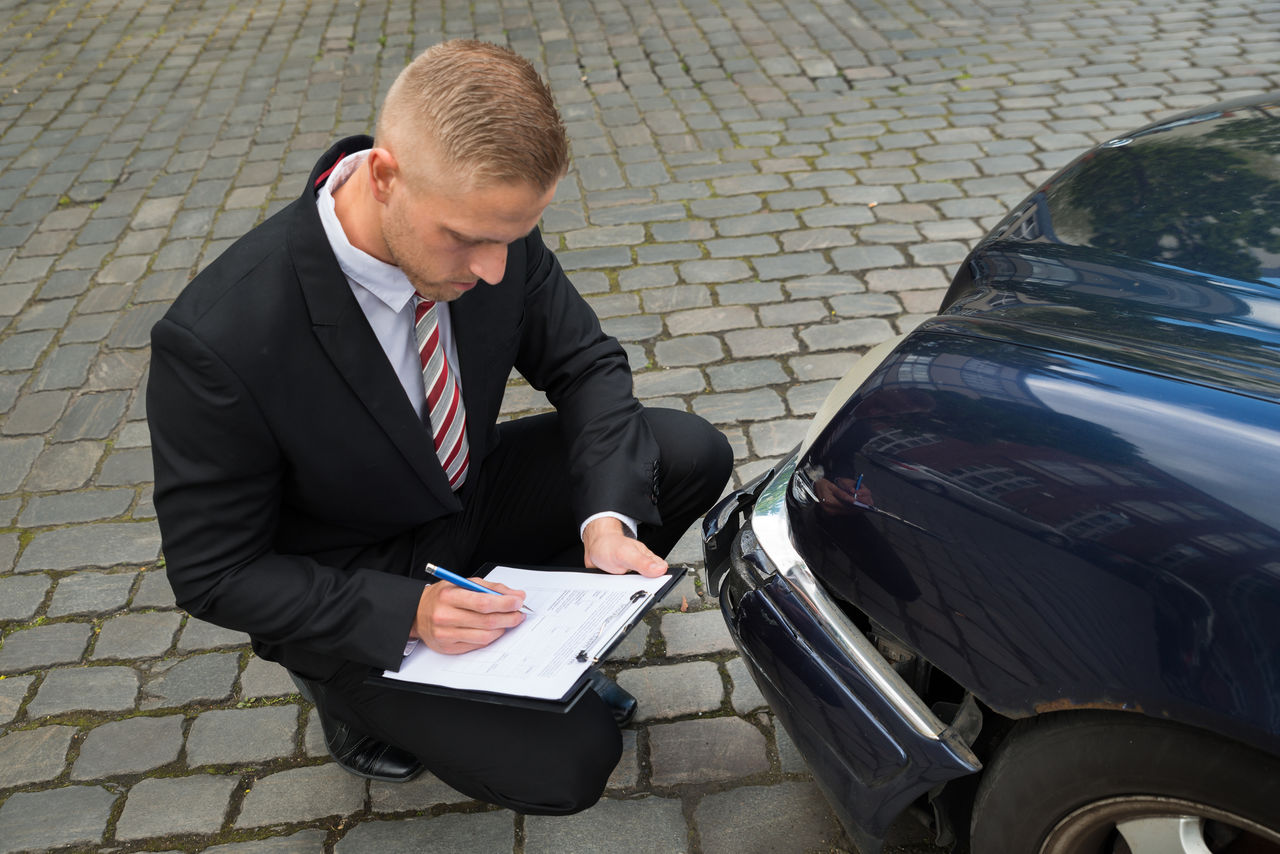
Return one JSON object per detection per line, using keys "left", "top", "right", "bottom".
{"left": 575, "top": 590, "right": 648, "bottom": 663}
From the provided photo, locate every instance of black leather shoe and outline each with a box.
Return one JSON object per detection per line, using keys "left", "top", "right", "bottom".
{"left": 586, "top": 667, "right": 638, "bottom": 727}
{"left": 290, "top": 673, "right": 423, "bottom": 782}
{"left": 315, "top": 706, "right": 423, "bottom": 782}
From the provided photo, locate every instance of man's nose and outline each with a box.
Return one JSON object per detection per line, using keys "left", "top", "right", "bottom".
{"left": 469, "top": 243, "right": 507, "bottom": 284}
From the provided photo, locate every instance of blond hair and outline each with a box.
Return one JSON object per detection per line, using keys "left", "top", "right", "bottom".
{"left": 376, "top": 40, "right": 568, "bottom": 191}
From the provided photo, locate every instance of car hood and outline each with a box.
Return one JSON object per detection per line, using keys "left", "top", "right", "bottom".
{"left": 938, "top": 93, "right": 1280, "bottom": 402}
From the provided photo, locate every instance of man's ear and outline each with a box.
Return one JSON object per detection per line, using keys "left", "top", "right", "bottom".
{"left": 366, "top": 147, "right": 399, "bottom": 203}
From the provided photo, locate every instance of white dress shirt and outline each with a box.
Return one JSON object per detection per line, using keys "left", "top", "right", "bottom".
{"left": 316, "top": 150, "right": 460, "bottom": 421}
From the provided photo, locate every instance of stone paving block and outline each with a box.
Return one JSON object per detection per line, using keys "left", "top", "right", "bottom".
{"left": 652, "top": 334, "right": 723, "bottom": 368}
{"left": 29, "top": 665, "right": 140, "bottom": 717}
{"left": 51, "top": 389, "right": 129, "bottom": 441}
{"left": 47, "top": 569, "right": 135, "bottom": 617}
{"left": 236, "top": 764, "right": 367, "bottom": 827}
{"left": 93, "top": 611, "right": 183, "bottom": 659}
{"left": 831, "top": 244, "right": 905, "bottom": 270}
{"left": 749, "top": 418, "right": 811, "bottom": 457}
{"left": 660, "top": 609, "right": 737, "bottom": 657}
{"left": 336, "top": 811, "right": 513, "bottom": 853}
{"left": 0, "top": 496, "right": 17, "bottom": 526}
{"left": 726, "top": 657, "right": 768, "bottom": 714}
{"left": 116, "top": 774, "right": 239, "bottom": 841}
{"left": 304, "top": 707, "right": 327, "bottom": 758}
{"left": 692, "top": 389, "right": 785, "bottom": 425}
{"left": 0, "top": 373, "right": 26, "bottom": 416}
{"left": 526, "top": 796, "right": 688, "bottom": 854}
{"left": 600, "top": 314, "right": 663, "bottom": 341}
{"left": 0, "top": 621, "right": 92, "bottom": 673}
{"left": 240, "top": 655, "right": 297, "bottom": 698}
{"left": 773, "top": 718, "right": 811, "bottom": 774}
{"left": 866, "top": 266, "right": 949, "bottom": 292}
{"left": 760, "top": 300, "right": 828, "bottom": 327}
{"left": 0, "top": 435, "right": 43, "bottom": 492}
{"left": 677, "top": 259, "right": 752, "bottom": 284}
{"left": 723, "top": 327, "right": 799, "bottom": 359}
{"left": 716, "top": 281, "right": 784, "bottom": 305}
{"left": 1, "top": 389, "right": 70, "bottom": 434}
{"left": 187, "top": 705, "right": 300, "bottom": 766}
{"left": 0, "top": 282, "right": 38, "bottom": 316}
{"left": 19, "top": 488, "right": 135, "bottom": 528}
{"left": 85, "top": 349, "right": 149, "bottom": 391}
{"left": 71, "top": 714, "right": 185, "bottom": 779}
{"left": 633, "top": 367, "right": 706, "bottom": 399}
{"left": 699, "top": 348, "right": 782, "bottom": 393}
{"left": 96, "top": 447, "right": 154, "bottom": 485}
{"left": 830, "top": 292, "right": 904, "bottom": 317}
{"left": 787, "top": 380, "right": 840, "bottom": 416}
{"left": 605, "top": 620, "right": 650, "bottom": 662}
{"left": 0, "top": 785, "right": 118, "bottom": 854}
{"left": 178, "top": 616, "right": 251, "bottom": 651}
{"left": 694, "top": 781, "right": 847, "bottom": 854}
{"left": 649, "top": 717, "right": 770, "bottom": 786}
{"left": 800, "top": 318, "right": 895, "bottom": 352}
{"left": 0, "top": 573, "right": 51, "bottom": 621}
{"left": 0, "top": 724, "right": 76, "bottom": 788}
{"left": 0, "top": 531, "right": 16, "bottom": 574}
{"left": 0, "top": 329, "right": 54, "bottom": 371}
{"left": 617, "top": 661, "right": 723, "bottom": 720}
{"left": 132, "top": 568, "right": 178, "bottom": 609}
{"left": 639, "top": 284, "right": 713, "bottom": 315}
{"left": 115, "top": 419, "right": 152, "bottom": 448}
{"left": 16, "top": 521, "right": 161, "bottom": 572}
{"left": 0, "top": 672, "right": 33, "bottom": 725}
{"left": 618, "top": 264, "right": 678, "bottom": 290}
{"left": 21, "top": 440, "right": 105, "bottom": 491}
{"left": 142, "top": 652, "right": 240, "bottom": 708}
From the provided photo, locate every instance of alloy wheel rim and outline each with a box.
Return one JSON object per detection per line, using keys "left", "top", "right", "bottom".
{"left": 1040, "top": 795, "right": 1280, "bottom": 854}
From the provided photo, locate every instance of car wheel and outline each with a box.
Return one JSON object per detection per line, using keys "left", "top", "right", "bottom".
{"left": 969, "top": 712, "right": 1280, "bottom": 853}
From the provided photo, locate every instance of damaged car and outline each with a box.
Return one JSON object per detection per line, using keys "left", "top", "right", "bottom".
{"left": 703, "top": 94, "right": 1280, "bottom": 853}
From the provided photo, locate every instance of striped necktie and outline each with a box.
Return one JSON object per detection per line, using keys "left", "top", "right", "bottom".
{"left": 414, "top": 298, "right": 469, "bottom": 490}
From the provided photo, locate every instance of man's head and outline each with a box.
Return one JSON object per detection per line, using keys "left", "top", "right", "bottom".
{"left": 376, "top": 39, "right": 569, "bottom": 193}
{"left": 349, "top": 40, "right": 568, "bottom": 301}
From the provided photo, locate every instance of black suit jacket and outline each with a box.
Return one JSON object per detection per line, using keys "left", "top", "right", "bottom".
{"left": 148, "top": 137, "right": 660, "bottom": 678}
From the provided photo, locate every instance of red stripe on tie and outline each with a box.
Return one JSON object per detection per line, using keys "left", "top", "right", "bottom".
{"left": 314, "top": 153, "right": 347, "bottom": 189}
{"left": 413, "top": 297, "right": 469, "bottom": 490}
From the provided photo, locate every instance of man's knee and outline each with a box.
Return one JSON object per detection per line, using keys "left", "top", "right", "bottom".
{"left": 478, "top": 712, "right": 622, "bottom": 815}
{"left": 645, "top": 408, "right": 733, "bottom": 488}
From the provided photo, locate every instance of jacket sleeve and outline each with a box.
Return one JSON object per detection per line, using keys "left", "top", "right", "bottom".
{"left": 148, "top": 316, "right": 424, "bottom": 671}
{"left": 512, "top": 229, "right": 663, "bottom": 528}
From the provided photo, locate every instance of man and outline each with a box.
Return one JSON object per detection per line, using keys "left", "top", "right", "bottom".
{"left": 148, "top": 40, "right": 732, "bottom": 814}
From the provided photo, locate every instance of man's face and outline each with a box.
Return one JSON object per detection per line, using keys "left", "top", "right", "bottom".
{"left": 379, "top": 163, "right": 557, "bottom": 303}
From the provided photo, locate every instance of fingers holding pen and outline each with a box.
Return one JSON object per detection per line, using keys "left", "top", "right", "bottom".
{"left": 413, "top": 578, "right": 528, "bottom": 655}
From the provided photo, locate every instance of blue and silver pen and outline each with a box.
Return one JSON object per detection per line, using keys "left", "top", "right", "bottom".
{"left": 426, "top": 563, "right": 535, "bottom": 614}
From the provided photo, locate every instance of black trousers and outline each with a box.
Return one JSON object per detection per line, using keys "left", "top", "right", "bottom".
{"left": 310, "top": 407, "right": 732, "bottom": 814}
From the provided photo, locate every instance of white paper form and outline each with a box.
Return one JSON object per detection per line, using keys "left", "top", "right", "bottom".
{"left": 382, "top": 566, "right": 672, "bottom": 700}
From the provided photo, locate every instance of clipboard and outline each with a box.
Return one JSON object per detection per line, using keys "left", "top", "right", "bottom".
{"left": 365, "top": 562, "right": 686, "bottom": 713}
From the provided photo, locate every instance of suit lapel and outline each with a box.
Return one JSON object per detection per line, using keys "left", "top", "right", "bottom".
{"left": 449, "top": 293, "right": 498, "bottom": 466}
{"left": 290, "top": 138, "right": 460, "bottom": 510}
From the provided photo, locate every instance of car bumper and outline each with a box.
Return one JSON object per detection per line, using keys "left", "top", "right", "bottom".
{"left": 702, "top": 453, "right": 980, "bottom": 854}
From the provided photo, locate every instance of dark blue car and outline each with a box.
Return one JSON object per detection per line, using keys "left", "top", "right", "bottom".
{"left": 703, "top": 94, "right": 1280, "bottom": 854}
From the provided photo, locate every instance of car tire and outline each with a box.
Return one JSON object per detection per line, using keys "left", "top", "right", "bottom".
{"left": 969, "top": 711, "right": 1280, "bottom": 853}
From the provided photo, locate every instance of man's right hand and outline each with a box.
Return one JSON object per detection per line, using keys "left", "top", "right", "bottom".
{"left": 411, "top": 579, "right": 527, "bottom": 654}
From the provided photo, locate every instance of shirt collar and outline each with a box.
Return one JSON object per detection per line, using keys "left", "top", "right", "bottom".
{"left": 316, "top": 149, "right": 418, "bottom": 315}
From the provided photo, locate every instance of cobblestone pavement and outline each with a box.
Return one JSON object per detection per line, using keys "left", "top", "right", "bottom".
{"left": 2, "top": 0, "right": 1278, "bottom": 852}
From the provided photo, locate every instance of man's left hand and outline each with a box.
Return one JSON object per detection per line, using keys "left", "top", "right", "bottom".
{"left": 582, "top": 517, "right": 668, "bottom": 577}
